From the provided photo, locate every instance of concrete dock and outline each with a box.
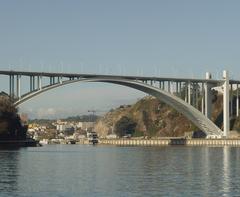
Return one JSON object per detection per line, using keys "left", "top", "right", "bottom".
{"left": 100, "top": 138, "right": 240, "bottom": 146}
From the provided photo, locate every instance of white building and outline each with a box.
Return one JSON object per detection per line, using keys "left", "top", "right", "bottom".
{"left": 106, "top": 134, "right": 118, "bottom": 139}
{"left": 77, "top": 122, "right": 94, "bottom": 130}
{"left": 56, "top": 124, "right": 74, "bottom": 132}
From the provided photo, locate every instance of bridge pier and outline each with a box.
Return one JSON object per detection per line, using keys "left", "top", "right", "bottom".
{"left": 16, "top": 75, "right": 21, "bottom": 99}
{"left": 184, "top": 83, "right": 188, "bottom": 102}
{"left": 230, "top": 84, "right": 233, "bottom": 117}
{"left": 33, "top": 76, "right": 35, "bottom": 90}
{"left": 159, "top": 81, "right": 161, "bottom": 89}
{"left": 188, "top": 82, "right": 191, "bottom": 105}
{"left": 168, "top": 81, "right": 170, "bottom": 92}
{"left": 237, "top": 84, "right": 239, "bottom": 117}
{"left": 30, "top": 76, "right": 35, "bottom": 92}
{"left": 201, "top": 83, "right": 205, "bottom": 114}
{"left": 204, "top": 72, "right": 212, "bottom": 119}
{"left": 193, "top": 83, "right": 198, "bottom": 108}
{"left": 50, "top": 77, "right": 53, "bottom": 85}
{"left": 9, "top": 75, "right": 14, "bottom": 99}
{"left": 37, "top": 76, "right": 42, "bottom": 90}
{"left": 223, "top": 70, "right": 229, "bottom": 137}
{"left": 176, "top": 82, "right": 179, "bottom": 95}
{"left": 180, "top": 82, "right": 183, "bottom": 98}
{"left": 170, "top": 81, "right": 173, "bottom": 94}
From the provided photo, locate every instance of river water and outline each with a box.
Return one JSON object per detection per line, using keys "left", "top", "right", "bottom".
{"left": 0, "top": 145, "right": 240, "bottom": 197}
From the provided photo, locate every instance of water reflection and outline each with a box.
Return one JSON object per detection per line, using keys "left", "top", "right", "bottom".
{"left": 0, "top": 148, "right": 20, "bottom": 195}
{"left": 0, "top": 145, "right": 240, "bottom": 197}
{"left": 222, "top": 146, "right": 230, "bottom": 196}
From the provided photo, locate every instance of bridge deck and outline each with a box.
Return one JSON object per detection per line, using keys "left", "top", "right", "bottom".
{"left": 0, "top": 70, "right": 230, "bottom": 84}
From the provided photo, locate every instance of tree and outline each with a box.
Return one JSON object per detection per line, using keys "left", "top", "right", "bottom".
{"left": 0, "top": 95, "right": 18, "bottom": 114}
{"left": 0, "top": 95, "right": 26, "bottom": 139}
{"left": 114, "top": 116, "right": 137, "bottom": 137}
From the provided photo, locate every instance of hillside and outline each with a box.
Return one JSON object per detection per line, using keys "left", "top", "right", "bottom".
{"left": 95, "top": 96, "right": 195, "bottom": 138}
{"left": 94, "top": 95, "right": 240, "bottom": 138}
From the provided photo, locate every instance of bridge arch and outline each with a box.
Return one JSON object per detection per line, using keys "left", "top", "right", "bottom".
{"left": 14, "top": 77, "right": 223, "bottom": 136}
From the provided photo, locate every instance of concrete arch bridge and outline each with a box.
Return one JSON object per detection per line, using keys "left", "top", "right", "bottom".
{"left": 0, "top": 70, "right": 239, "bottom": 138}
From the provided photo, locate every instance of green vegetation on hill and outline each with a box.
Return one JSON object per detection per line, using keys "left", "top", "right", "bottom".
{"left": 0, "top": 95, "right": 27, "bottom": 140}
{"left": 114, "top": 116, "right": 137, "bottom": 137}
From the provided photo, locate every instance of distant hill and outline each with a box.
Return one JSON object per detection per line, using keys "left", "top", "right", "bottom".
{"left": 29, "top": 114, "right": 99, "bottom": 125}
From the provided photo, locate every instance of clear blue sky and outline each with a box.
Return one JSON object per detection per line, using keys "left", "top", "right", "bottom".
{"left": 0, "top": 0, "right": 240, "bottom": 118}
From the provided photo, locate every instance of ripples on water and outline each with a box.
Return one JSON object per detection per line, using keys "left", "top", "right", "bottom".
{"left": 0, "top": 145, "right": 240, "bottom": 197}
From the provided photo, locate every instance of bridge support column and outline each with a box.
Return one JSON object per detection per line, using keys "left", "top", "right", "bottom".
{"left": 9, "top": 75, "right": 14, "bottom": 98}
{"left": 188, "top": 82, "right": 191, "bottom": 105}
{"left": 176, "top": 82, "right": 179, "bottom": 96}
{"left": 16, "top": 75, "right": 21, "bottom": 99}
{"left": 50, "top": 76, "right": 56, "bottom": 85}
{"left": 201, "top": 83, "right": 205, "bottom": 114}
{"left": 230, "top": 84, "right": 233, "bottom": 117}
{"left": 33, "top": 76, "right": 35, "bottom": 90}
{"left": 30, "top": 76, "right": 34, "bottom": 92}
{"left": 205, "top": 72, "right": 212, "bottom": 119}
{"left": 223, "top": 70, "right": 229, "bottom": 137}
{"left": 37, "top": 76, "right": 42, "bottom": 90}
{"left": 184, "top": 83, "right": 187, "bottom": 102}
{"left": 179, "top": 82, "right": 182, "bottom": 97}
{"left": 237, "top": 84, "right": 239, "bottom": 117}
{"left": 195, "top": 83, "right": 198, "bottom": 108}
{"left": 170, "top": 82, "right": 173, "bottom": 94}
{"left": 30, "top": 76, "right": 32, "bottom": 91}
{"left": 37, "top": 76, "right": 40, "bottom": 90}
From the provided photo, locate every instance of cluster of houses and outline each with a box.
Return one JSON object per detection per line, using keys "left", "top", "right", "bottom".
{"left": 28, "top": 120, "right": 95, "bottom": 143}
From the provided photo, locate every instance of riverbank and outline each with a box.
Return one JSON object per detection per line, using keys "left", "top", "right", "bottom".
{"left": 39, "top": 138, "right": 240, "bottom": 146}
{"left": 99, "top": 138, "right": 240, "bottom": 146}
{"left": 0, "top": 139, "right": 40, "bottom": 148}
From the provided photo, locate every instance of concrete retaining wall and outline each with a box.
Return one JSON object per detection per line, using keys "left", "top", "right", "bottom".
{"left": 100, "top": 139, "right": 240, "bottom": 146}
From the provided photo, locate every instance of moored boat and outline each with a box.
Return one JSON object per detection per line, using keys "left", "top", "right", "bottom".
{"left": 87, "top": 131, "right": 98, "bottom": 145}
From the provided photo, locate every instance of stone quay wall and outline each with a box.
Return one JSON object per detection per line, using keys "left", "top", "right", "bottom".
{"left": 100, "top": 138, "right": 240, "bottom": 146}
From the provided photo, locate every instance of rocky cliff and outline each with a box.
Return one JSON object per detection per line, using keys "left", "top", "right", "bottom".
{"left": 95, "top": 96, "right": 196, "bottom": 138}
{"left": 94, "top": 95, "right": 240, "bottom": 138}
